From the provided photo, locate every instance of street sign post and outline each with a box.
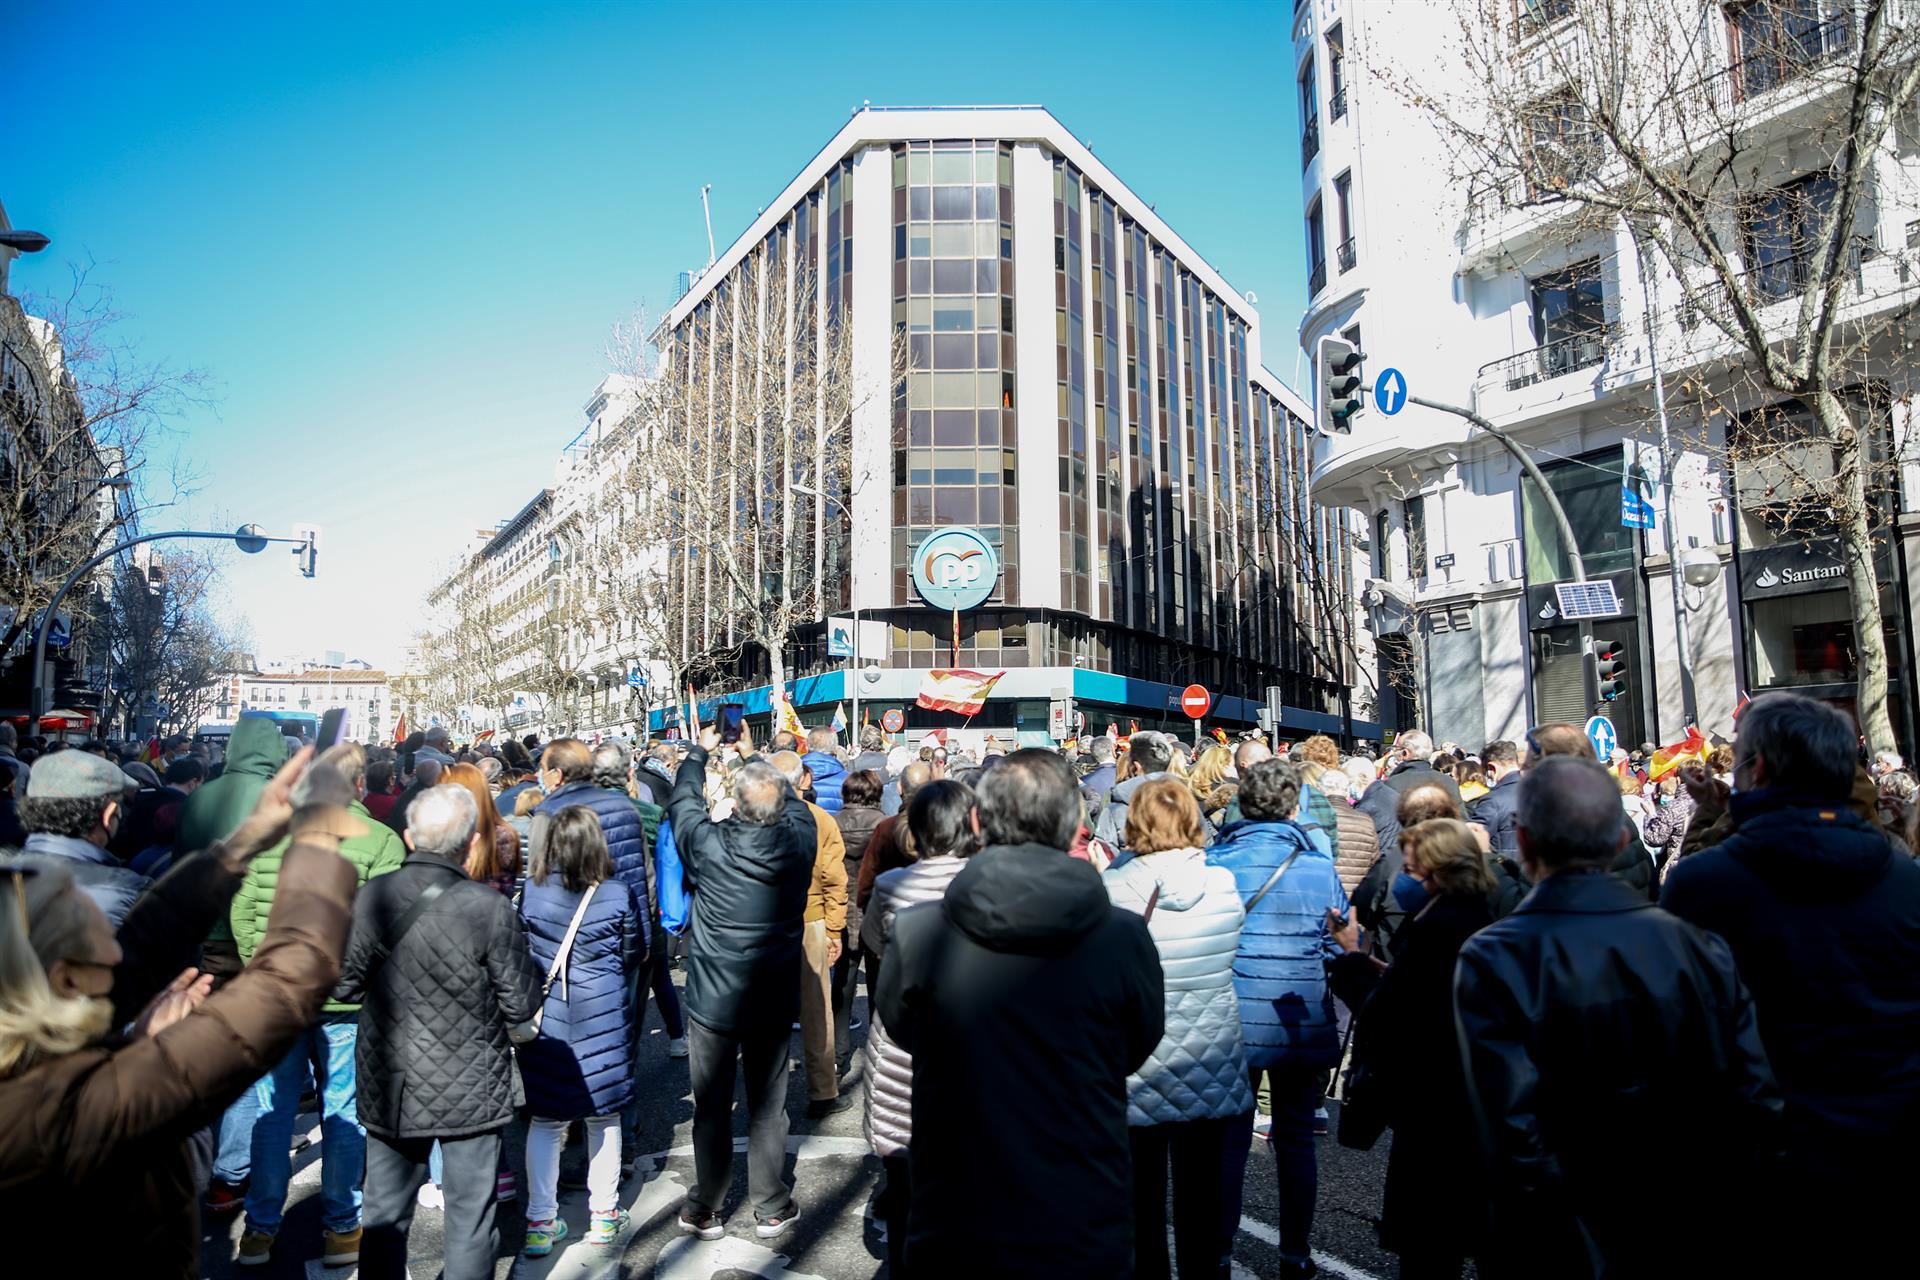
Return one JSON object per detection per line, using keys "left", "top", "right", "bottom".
{"left": 1373, "top": 368, "right": 1408, "bottom": 415}
{"left": 882, "top": 707, "right": 905, "bottom": 734}
{"left": 1180, "top": 683, "right": 1211, "bottom": 748}
{"left": 1585, "top": 714, "right": 1618, "bottom": 762}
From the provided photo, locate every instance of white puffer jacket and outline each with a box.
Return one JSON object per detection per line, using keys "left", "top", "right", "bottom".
{"left": 861, "top": 854, "right": 967, "bottom": 1157}
{"left": 1103, "top": 847, "right": 1255, "bottom": 1125}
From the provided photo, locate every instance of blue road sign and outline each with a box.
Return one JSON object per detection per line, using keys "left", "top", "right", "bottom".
{"left": 1585, "top": 714, "right": 1618, "bottom": 761}
{"left": 627, "top": 669, "right": 645, "bottom": 690}
{"left": 1620, "top": 485, "right": 1656, "bottom": 529}
{"left": 1374, "top": 368, "right": 1407, "bottom": 415}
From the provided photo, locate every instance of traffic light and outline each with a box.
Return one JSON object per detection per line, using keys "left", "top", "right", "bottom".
{"left": 1317, "top": 334, "right": 1365, "bottom": 435}
{"left": 1592, "top": 640, "right": 1627, "bottom": 703}
{"left": 291, "top": 523, "right": 320, "bottom": 578}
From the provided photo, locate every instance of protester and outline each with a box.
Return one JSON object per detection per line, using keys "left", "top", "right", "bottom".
{"left": 9, "top": 749, "right": 149, "bottom": 927}
{"left": 1464, "top": 740, "right": 1522, "bottom": 866}
{"left": 771, "top": 750, "right": 851, "bottom": 1119}
{"left": 1299, "top": 757, "right": 1378, "bottom": 895}
{"left": 800, "top": 727, "right": 848, "bottom": 815}
{"left": 382, "top": 757, "right": 442, "bottom": 835}
{"left": 856, "top": 761, "right": 933, "bottom": 912}
{"left": 850, "top": 724, "right": 890, "bottom": 776}
{"left": 874, "top": 749, "right": 1162, "bottom": 1277}
{"left": 832, "top": 769, "right": 885, "bottom": 1077}
{"left": 1328, "top": 819, "right": 1495, "bottom": 1278}
{"left": 335, "top": 784, "right": 543, "bottom": 1280}
{"left": 1354, "top": 731, "right": 1462, "bottom": 859}
{"left": 668, "top": 723, "right": 815, "bottom": 1241}
{"left": 1455, "top": 755, "right": 1781, "bottom": 1277}
{"left": 0, "top": 747, "right": 359, "bottom": 1279}
{"left": 517, "top": 807, "right": 641, "bottom": 1256}
{"left": 494, "top": 740, "right": 541, "bottom": 816}
{"left": 1079, "top": 736, "right": 1118, "bottom": 822}
{"left": 0, "top": 721, "right": 32, "bottom": 791}
{"left": 1875, "top": 768, "right": 1919, "bottom": 855}
{"left": 533, "top": 740, "right": 651, "bottom": 934}
{"left": 861, "top": 779, "right": 981, "bottom": 1277}
{"left": 1094, "top": 730, "right": 1178, "bottom": 851}
{"left": 1520, "top": 723, "right": 1658, "bottom": 897}
{"left": 362, "top": 760, "right": 399, "bottom": 824}
{"left": 233, "top": 745, "right": 405, "bottom": 1269}
{"left": 1661, "top": 694, "right": 1920, "bottom": 1273}
{"left": 1104, "top": 779, "right": 1253, "bottom": 1280}
{"left": 1208, "top": 758, "right": 1346, "bottom": 1279}
{"left": 414, "top": 727, "right": 456, "bottom": 768}
{"left": 441, "top": 762, "right": 520, "bottom": 897}
{"left": 1187, "top": 743, "right": 1239, "bottom": 831}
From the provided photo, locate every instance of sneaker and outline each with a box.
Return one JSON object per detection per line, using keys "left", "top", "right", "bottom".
{"left": 236, "top": 1232, "right": 274, "bottom": 1267}
{"left": 755, "top": 1201, "right": 801, "bottom": 1239}
{"left": 805, "top": 1093, "right": 857, "bottom": 1120}
{"left": 677, "top": 1206, "right": 724, "bottom": 1240}
{"left": 1252, "top": 1111, "right": 1272, "bottom": 1139}
{"left": 321, "top": 1227, "right": 361, "bottom": 1267}
{"left": 667, "top": 1035, "right": 690, "bottom": 1058}
{"left": 523, "top": 1217, "right": 569, "bottom": 1258}
{"left": 205, "top": 1179, "right": 247, "bottom": 1215}
{"left": 416, "top": 1182, "right": 445, "bottom": 1210}
{"left": 496, "top": 1170, "right": 517, "bottom": 1204}
{"left": 1313, "top": 1106, "right": 1331, "bottom": 1136}
{"left": 848, "top": 1016, "right": 864, "bottom": 1032}
{"left": 587, "top": 1208, "right": 631, "bottom": 1244}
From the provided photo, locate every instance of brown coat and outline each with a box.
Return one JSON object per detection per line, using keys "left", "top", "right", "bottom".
{"left": 0, "top": 838, "right": 355, "bottom": 1280}
{"left": 803, "top": 800, "right": 848, "bottom": 934}
{"left": 1328, "top": 800, "right": 1382, "bottom": 896}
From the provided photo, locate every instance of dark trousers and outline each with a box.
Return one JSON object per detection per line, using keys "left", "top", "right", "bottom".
{"left": 1130, "top": 1117, "right": 1236, "bottom": 1280}
{"left": 1234, "top": 1065, "right": 1321, "bottom": 1266}
{"left": 1397, "top": 1252, "right": 1466, "bottom": 1280}
{"left": 830, "top": 939, "right": 859, "bottom": 1073}
{"left": 687, "top": 1018, "right": 793, "bottom": 1219}
{"left": 882, "top": 1152, "right": 911, "bottom": 1276}
{"left": 650, "top": 922, "right": 685, "bottom": 1040}
{"left": 362, "top": 1129, "right": 502, "bottom": 1280}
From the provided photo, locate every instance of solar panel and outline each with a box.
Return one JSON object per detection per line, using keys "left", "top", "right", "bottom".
{"left": 1554, "top": 580, "right": 1622, "bottom": 620}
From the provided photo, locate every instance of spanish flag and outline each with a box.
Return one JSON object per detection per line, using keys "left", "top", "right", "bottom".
{"left": 391, "top": 713, "right": 407, "bottom": 745}
{"left": 1648, "top": 726, "right": 1708, "bottom": 781}
{"left": 915, "top": 670, "right": 1006, "bottom": 716}
{"left": 775, "top": 691, "right": 806, "bottom": 739}
{"left": 472, "top": 729, "right": 496, "bottom": 743}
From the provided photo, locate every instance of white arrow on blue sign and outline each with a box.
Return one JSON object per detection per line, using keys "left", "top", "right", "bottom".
{"left": 1374, "top": 368, "right": 1407, "bottom": 416}
{"left": 1585, "top": 714, "right": 1618, "bottom": 761}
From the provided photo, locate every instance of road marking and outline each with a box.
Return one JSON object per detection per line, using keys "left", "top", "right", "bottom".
{"left": 1236, "top": 1216, "right": 1385, "bottom": 1280}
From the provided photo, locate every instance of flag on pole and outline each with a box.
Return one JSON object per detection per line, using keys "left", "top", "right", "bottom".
{"left": 831, "top": 703, "right": 848, "bottom": 734}
{"left": 775, "top": 691, "right": 805, "bottom": 739}
{"left": 914, "top": 669, "right": 1006, "bottom": 716}
{"left": 391, "top": 713, "right": 406, "bottom": 745}
{"left": 1647, "top": 726, "right": 1708, "bottom": 781}
{"left": 1211, "top": 727, "right": 1230, "bottom": 745}
{"left": 472, "top": 729, "right": 496, "bottom": 744}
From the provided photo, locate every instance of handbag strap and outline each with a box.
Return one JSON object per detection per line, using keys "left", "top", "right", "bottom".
{"left": 365, "top": 868, "right": 459, "bottom": 985}
{"left": 1244, "top": 847, "right": 1305, "bottom": 913}
{"left": 541, "top": 882, "right": 601, "bottom": 1005}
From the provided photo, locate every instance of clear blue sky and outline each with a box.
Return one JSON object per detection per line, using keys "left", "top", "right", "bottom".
{"left": 7, "top": 0, "right": 1305, "bottom": 669}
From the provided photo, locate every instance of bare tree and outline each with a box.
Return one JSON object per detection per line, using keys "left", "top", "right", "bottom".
{"left": 1396, "top": 0, "right": 1920, "bottom": 749}
{"left": 84, "top": 547, "right": 236, "bottom": 736}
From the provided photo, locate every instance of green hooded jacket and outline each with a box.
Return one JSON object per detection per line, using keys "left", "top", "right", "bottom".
{"left": 173, "top": 716, "right": 288, "bottom": 944}
{"left": 231, "top": 797, "right": 404, "bottom": 1012}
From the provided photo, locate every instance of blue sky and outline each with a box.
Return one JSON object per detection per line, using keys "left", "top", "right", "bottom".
{"left": 7, "top": 0, "right": 1305, "bottom": 669}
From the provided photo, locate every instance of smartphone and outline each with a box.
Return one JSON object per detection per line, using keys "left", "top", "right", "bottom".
{"left": 719, "top": 704, "right": 746, "bottom": 744}
{"left": 317, "top": 707, "right": 347, "bottom": 751}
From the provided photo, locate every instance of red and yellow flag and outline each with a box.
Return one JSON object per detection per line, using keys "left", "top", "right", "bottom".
{"left": 391, "top": 713, "right": 407, "bottom": 745}
{"left": 472, "top": 728, "right": 496, "bottom": 744}
{"left": 1648, "top": 726, "right": 1708, "bottom": 781}
{"left": 914, "top": 670, "right": 1005, "bottom": 716}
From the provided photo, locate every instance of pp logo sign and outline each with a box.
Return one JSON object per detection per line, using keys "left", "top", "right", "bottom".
{"left": 911, "top": 528, "right": 999, "bottom": 612}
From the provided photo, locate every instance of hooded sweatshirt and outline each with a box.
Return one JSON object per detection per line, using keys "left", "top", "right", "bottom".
{"left": 873, "top": 842, "right": 1163, "bottom": 1277}
{"left": 172, "top": 716, "right": 287, "bottom": 946}
{"left": 802, "top": 750, "right": 849, "bottom": 815}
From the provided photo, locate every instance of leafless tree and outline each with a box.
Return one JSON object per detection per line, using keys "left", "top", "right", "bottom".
{"left": 84, "top": 547, "right": 237, "bottom": 736}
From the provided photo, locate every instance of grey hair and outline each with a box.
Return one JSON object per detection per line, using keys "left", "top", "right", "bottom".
{"left": 1737, "top": 692, "right": 1858, "bottom": 801}
{"left": 590, "top": 740, "right": 630, "bottom": 790}
{"left": 413, "top": 758, "right": 443, "bottom": 788}
{"left": 731, "top": 761, "right": 790, "bottom": 825}
{"left": 1089, "top": 737, "right": 1115, "bottom": 764}
{"left": 807, "top": 726, "right": 838, "bottom": 753}
{"left": 408, "top": 784, "right": 479, "bottom": 856}
{"left": 0, "top": 723, "right": 16, "bottom": 749}
{"left": 1874, "top": 748, "right": 1905, "bottom": 773}
{"left": 1396, "top": 730, "right": 1434, "bottom": 760}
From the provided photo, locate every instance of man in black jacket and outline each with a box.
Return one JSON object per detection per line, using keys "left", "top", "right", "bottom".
{"left": 1663, "top": 693, "right": 1920, "bottom": 1274}
{"left": 874, "top": 749, "right": 1163, "bottom": 1278}
{"left": 1464, "top": 738, "right": 1522, "bottom": 861}
{"left": 1354, "top": 730, "right": 1461, "bottom": 859}
{"left": 1454, "top": 756, "right": 1780, "bottom": 1279}
{"left": 1519, "top": 723, "right": 1657, "bottom": 898}
{"left": 668, "top": 725, "right": 817, "bottom": 1241}
{"left": 335, "top": 783, "right": 541, "bottom": 1280}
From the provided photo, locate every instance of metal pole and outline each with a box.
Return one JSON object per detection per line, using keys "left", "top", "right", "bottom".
{"left": 849, "top": 602, "right": 860, "bottom": 743}
{"left": 30, "top": 529, "right": 308, "bottom": 723}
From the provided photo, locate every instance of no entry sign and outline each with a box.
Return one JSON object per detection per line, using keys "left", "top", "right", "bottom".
{"left": 1180, "top": 684, "right": 1212, "bottom": 719}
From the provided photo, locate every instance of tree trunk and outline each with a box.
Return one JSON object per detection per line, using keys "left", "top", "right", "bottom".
{"left": 1814, "top": 389, "right": 1896, "bottom": 752}
{"left": 767, "top": 637, "right": 787, "bottom": 722}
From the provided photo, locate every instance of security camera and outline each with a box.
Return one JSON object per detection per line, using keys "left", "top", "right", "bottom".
{"left": 1679, "top": 547, "right": 1720, "bottom": 589}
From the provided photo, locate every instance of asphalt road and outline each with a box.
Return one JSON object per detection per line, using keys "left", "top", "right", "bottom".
{"left": 204, "top": 969, "right": 1421, "bottom": 1279}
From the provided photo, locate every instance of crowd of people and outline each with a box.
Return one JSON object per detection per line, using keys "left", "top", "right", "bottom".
{"left": 0, "top": 694, "right": 1916, "bottom": 1279}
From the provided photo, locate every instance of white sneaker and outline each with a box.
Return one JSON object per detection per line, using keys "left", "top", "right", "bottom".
{"left": 1252, "top": 1112, "right": 1272, "bottom": 1138}
{"left": 417, "top": 1182, "right": 444, "bottom": 1210}
{"left": 667, "top": 1035, "right": 689, "bottom": 1059}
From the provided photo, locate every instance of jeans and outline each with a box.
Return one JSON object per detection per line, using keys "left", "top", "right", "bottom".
{"left": 245, "top": 1013, "right": 363, "bottom": 1234}
{"left": 363, "top": 1130, "right": 502, "bottom": 1280}
{"left": 527, "top": 1114, "right": 620, "bottom": 1221}
{"left": 1131, "top": 1116, "right": 1237, "bottom": 1280}
{"left": 212, "top": 1082, "right": 262, "bottom": 1183}
{"left": 1232, "top": 1065, "right": 1321, "bottom": 1267}
{"left": 686, "top": 1019, "right": 793, "bottom": 1219}
{"left": 650, "top": 923, "right": 685, "bottom": 1039}
{"left": 798, "top": 920, "right": 837, "bottom": 1101}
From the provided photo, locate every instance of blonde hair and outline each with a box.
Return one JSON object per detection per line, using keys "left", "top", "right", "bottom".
{"left": 512, "top": 787, "right": 546, "bottom": 819}
{"left": 0, "top": 866, "right": 114, "bottom": 1079}
{"left": 1187, "top": 745, "right": 1233, "bottom": 798}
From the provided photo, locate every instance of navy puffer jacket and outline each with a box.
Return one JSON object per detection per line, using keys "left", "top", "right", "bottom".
{"left": 535, "top": 783, "right": 652, "bottom": 945}
{"left": 1207, "top": 818, "right": 1348, "bottom": 1070}
{"left": 516, "top": 875, "right": 641, "bottom": 1118}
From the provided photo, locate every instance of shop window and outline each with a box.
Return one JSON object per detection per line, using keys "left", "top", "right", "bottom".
{"left": 1732, "top": 394, "right": 1895, "bottom": 549}
{"left": 1521, "top": 450, "right": 1637, "bottom": 582}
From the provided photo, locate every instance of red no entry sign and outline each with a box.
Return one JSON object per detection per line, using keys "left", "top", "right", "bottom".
{"left": 1180, "top": 684, "right": 1211, "bottom": 719}
{"left": 882, "top": 708, "right": 905, "bottom": 733}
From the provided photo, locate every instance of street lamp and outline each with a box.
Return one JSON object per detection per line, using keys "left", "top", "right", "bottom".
{"left": 793, "top": 482, "right": 866, "bottom": 737}
{"left": 0, "top": 229, "right": 51, "bottom": 254}
{"left": 30, "top": 524, "right": 316, "bottom": 722}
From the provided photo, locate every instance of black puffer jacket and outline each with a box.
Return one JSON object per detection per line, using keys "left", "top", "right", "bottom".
{"left": 667, "top": 747, "right": 816, "bottom": 1039}
{"left": 1454, "top": 872, "right": 1782, "bottom": 1278}
{"left": 334, "top": 853, "right": 542, "bottom": 1139}
{"left": 834, "top": 802, "right": 885, "bottom": 950}
{"left": 874, "top": 843, "right": 1163, "bottom": 1278}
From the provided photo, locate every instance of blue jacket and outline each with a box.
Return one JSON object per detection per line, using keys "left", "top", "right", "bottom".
{"left": 496, "top": 778, "right": 538, "bottom": 819}
{"left": 535, "top": 782, "right": 652, "bottom": 949}
{"left": 516, "top": 875, "right": 642, "bottom": 1118}
{"left": 12, "top": 833, "right": 150, "bottom": 928}
{"left": 1208, "top": 818, "right": 1348, "bottom": 1069}
{"left": 803, "top": 751, "right": 848, "bottom": 814}
{"left": 1663, "top": 790, "right": 1920, "bottom": 1139}
{"left": 656, "top": 816, "right": 689, "bottom": 934}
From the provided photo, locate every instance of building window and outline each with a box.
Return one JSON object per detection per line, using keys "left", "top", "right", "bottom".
{"left": 1741, "top": 170, "right": 1837, "bottom": 300}
{"left": 1731, "top": 393, "right": 1895, "bottom": 549}
{"left": 1520, "top": 450, "right": 1638, "bottom": 582}
{"left": 1374, "top": 506, "right": 1391, "bottom": 578}
{"left": 1334, "top": 171, "right": 1356, "bottom": 272}
{"left": 1515, "top": 0, "right": 1577, "bottom": 37}
{"left": 1528, "top": 258, "right": 1608, "bottom": 377}
{"left": 1306, "top": 201, "right": 1327, "bottom": 296}
{"left": 1299, "top": 59, "right": 1320, "bottom": 169}
{"left": 1726, "top": 1, "right": 1849, "bottom": 101}
{"left": 1327, "top": 24, "right": 1347, "bottom": 120}
{"left": 1523, "top": 88, "right": 1600, "bottom": 196}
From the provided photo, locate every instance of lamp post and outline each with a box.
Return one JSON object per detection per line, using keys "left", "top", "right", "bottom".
{"left": 30, "top": 524, "right": 315, "bottom": 723}
{"left": 794, "top": 483, "right": 861, "bottom": 738}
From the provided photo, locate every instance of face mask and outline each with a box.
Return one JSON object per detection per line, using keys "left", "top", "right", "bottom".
{"left": 1391, "top": 871, "right": 1430, "bottom": 914}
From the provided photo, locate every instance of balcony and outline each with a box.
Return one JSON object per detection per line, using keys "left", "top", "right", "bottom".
{"left": 1330, "top": 85, "right": 1347, "bottom": 121}
{"left": 1301, "top": 116, "right": 1320, "bottom": 169}
{"left": 1513, "top": 0, "right": 1575, "bottom": 39}
{"left": 1308, "top": 259, "right": 1327, "bottom": 296}
{"left": 1694, "top": 12, "right": 1853, "bottom": 114}
{"left": 1336, "top": 237, "right": 1357, "bottom": 273}
{"left": 1477, "top": 324, "right": 1616, "bottom": 392}
{"left": 1677, "top": 241, "right": 1870, "bottom": 332}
